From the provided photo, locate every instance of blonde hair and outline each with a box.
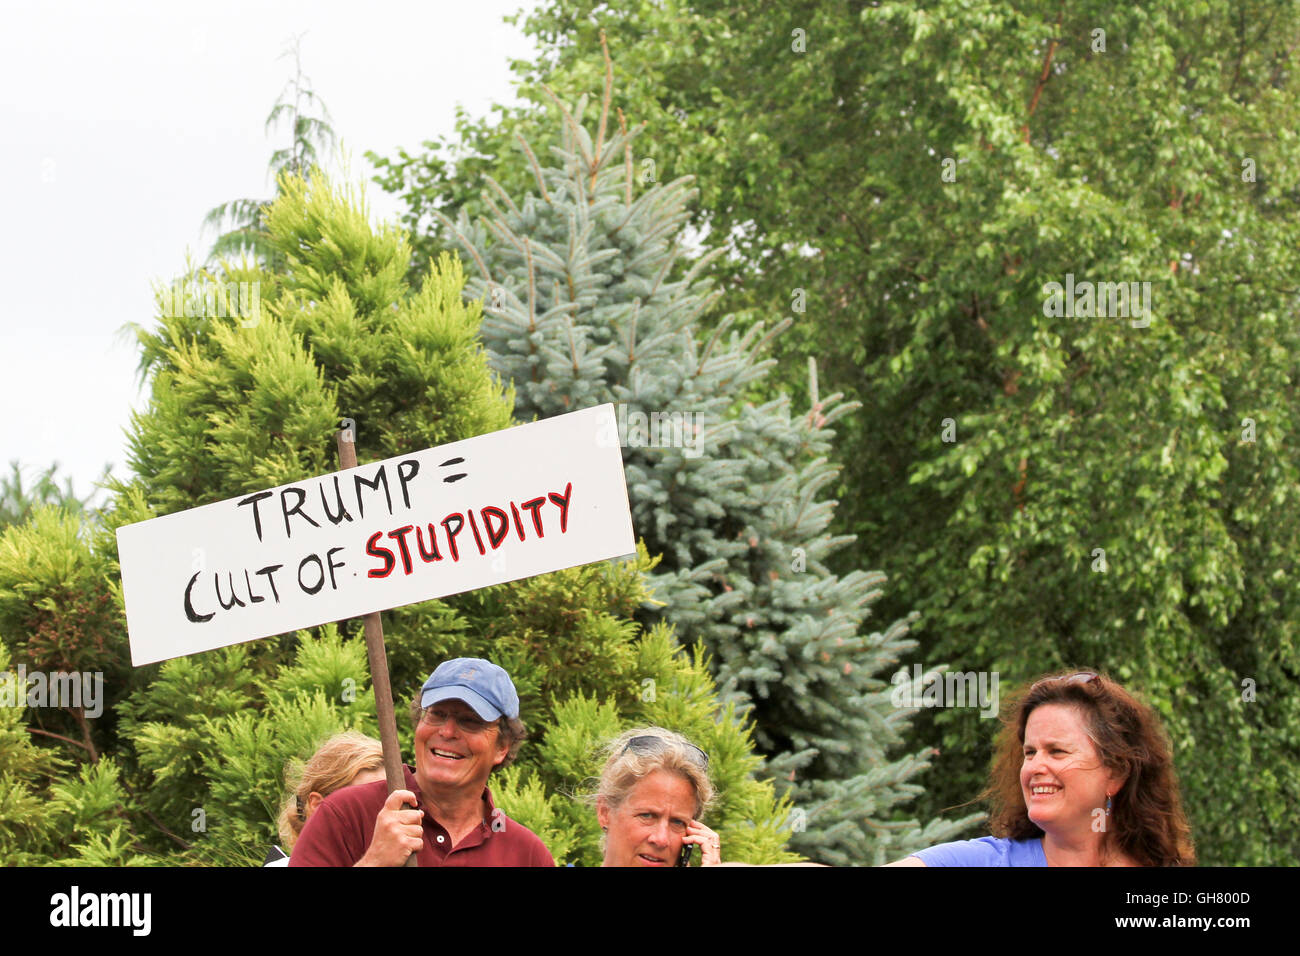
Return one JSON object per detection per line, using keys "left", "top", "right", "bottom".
{"left": 595, "top": 727, "right": 715, "bottom": 819}
{"left": 277, "top": 731, "right": 384, "bottom": 850}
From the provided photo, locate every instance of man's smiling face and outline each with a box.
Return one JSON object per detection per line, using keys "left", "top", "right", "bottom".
{"left": 414, "top": 699, "right": 508, "bottom": 799}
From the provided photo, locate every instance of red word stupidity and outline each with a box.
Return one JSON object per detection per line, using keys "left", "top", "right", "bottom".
{"left": 365, "top": 482, "right": 574, "bottom": 578}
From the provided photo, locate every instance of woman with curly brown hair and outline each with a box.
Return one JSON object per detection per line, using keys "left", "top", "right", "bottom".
{"left": 889, "top": 671, "right": 1195, "bottom": 867}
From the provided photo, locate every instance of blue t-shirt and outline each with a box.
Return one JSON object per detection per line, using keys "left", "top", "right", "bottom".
{"left": 912, "top": 836, "right": 1046, "bottom": 867}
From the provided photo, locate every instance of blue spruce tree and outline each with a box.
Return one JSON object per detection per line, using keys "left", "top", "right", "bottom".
{"left": 434, "top": 88, "right": 974, "bottom": 863}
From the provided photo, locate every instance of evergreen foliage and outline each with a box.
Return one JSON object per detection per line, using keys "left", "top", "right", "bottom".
{"left": 432, "top": 81, "right": 974, "bottom": 863}
{"left": 202, "top": 37, "right": 337, "bottom": 265}
{"left": 0, "top": 508, "right": 125, "bottom": 759}
{"left": 0, "top": 638, "right": 71, "bottom": 865}
{"left": 0, "top": 461, "right": 108, "bottom": 530}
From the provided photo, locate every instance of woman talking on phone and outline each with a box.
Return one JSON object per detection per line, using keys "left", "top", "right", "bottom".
{"left": 595, "top": 727, "right": 723, "bottom": 867}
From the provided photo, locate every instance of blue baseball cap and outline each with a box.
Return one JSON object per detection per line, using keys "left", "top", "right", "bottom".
{"left": 420, "top": 658, "right": 520, "bottom": 721}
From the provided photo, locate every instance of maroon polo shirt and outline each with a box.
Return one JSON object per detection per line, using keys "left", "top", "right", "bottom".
{"left": 289, "top": 765, "right": 554, "bottom": 867}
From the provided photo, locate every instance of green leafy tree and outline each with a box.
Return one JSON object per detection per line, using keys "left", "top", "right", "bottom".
{"left": 372, "top": 0, "right": 1300, "bottom": 865}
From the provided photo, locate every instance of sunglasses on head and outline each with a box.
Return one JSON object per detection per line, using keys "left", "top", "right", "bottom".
{"left": 1030, "top": 671, "right": 1099, "bottom": 692}
{"left": 620, "top": 734, "right": 710, "bottom": 769}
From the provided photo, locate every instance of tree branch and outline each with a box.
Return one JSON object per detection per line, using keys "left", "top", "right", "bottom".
{"left": 116, "top": 775, "right": 196, "bottom": 851}
{"left": 27, "top": 726, "right": 91, "bottom": 752}
{"left": 1023, "top": 7, "right": 1065, "bottom": 143}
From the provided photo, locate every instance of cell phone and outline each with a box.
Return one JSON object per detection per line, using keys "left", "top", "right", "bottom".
{"left": 676, "top": 842, "right": 694, "bottom": 867}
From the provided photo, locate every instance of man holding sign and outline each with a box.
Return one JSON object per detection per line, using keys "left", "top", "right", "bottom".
{"left": 290, "top": 658, "right": 554, "bottom": 867}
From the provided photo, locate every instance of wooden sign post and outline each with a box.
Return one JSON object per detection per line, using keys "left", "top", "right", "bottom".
{"left": 335, "top": 417, "right": 416, "bottom": 865}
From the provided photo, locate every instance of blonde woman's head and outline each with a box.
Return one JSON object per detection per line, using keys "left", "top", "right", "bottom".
{"left": 277, "top": 731, "right": 385, "bottom": 851}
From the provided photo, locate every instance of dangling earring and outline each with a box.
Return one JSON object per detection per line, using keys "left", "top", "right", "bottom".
{"left": 1105, "top": 793, "right": 1113, "bottom": 816}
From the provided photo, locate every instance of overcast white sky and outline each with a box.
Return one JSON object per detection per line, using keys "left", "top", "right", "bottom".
{"left": 0, "top": 0, "right": 542, "bottom": 504}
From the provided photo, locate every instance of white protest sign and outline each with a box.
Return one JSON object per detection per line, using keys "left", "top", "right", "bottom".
{"left": 118, "top": 404, "right": 635, "bottom": 666}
